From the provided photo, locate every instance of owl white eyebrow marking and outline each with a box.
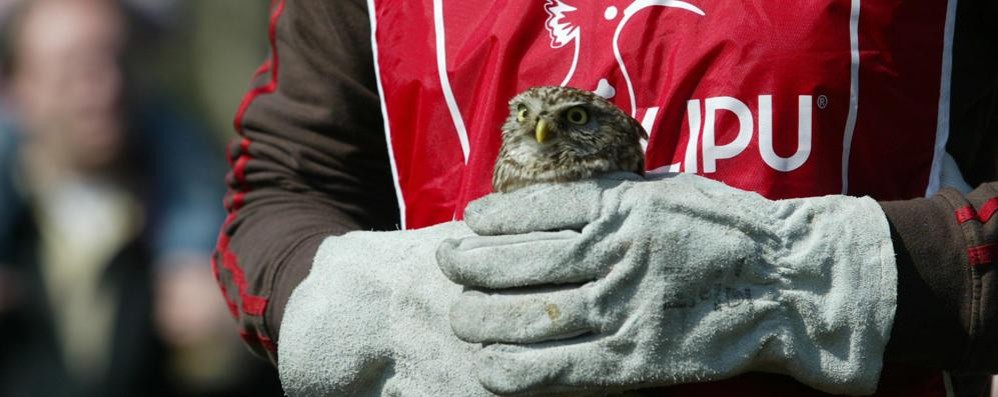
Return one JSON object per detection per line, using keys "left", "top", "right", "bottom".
{"left": 524, "top": 96, "right": 545, "bottom": 111}
{"left": 551, "top": 101, "right": 590, "bottom": 112}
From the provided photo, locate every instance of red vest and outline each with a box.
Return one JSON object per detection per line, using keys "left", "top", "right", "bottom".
{"left": 367, "top": 0, "right": 955, "bottom": 395}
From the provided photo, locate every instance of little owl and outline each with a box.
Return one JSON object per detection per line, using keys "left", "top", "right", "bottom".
{"left": 492, "top": 86, "right": 647, "bottom": 193}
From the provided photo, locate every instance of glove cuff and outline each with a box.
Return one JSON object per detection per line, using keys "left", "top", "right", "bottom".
{"left": 278, "top": 223, "right": 486, "bottom": 396}
{"left": 777, "top": 195, "right": 898, "bottom": 394}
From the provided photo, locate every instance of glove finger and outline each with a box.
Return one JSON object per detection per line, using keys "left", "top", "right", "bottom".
{"left": 449, "top": 286, "right": 598, "bottom": 344}
{"left": 473, "top": 340, "right": 623, "bottom": 396}
{"left": 436, "top": 230, "right": 615, "bottom": 288}
{"left": 464, "top": 178, "right": 629, "bottom": 236}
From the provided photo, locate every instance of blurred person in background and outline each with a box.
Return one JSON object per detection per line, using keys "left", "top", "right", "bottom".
{"left": 0, "top": 0, "right": 281, "bottom": 395}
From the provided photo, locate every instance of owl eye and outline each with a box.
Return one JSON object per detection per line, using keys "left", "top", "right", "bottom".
{"left": 565, "top": 106, "right": 588, "bottom": 125}
{"left": 516, "top": 104, "right": 529, "bottom": 122}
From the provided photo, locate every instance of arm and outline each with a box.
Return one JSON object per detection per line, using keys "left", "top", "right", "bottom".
{"left": 213, "top": 0, "right": 396, "bottom": 362}
{"left": 882, "top": 182, "right": 998, "bottom": 371}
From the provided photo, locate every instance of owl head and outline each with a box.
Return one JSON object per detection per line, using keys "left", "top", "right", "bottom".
{"left": 493, "top": 86, "right": 648, "bottom": 192}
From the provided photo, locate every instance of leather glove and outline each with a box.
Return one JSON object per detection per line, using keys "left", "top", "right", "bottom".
{"left": 278, "top": 223, "right": 499, "bottom": 397}
{"left": 436, "top": 173, "right": 898, "bottom": 396}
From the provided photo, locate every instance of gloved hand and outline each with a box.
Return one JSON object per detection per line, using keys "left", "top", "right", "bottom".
{"left": 278, "top": 223, "right": 499, "bottom": 397}
{"left": 436, "top": 173, "right": 898, "bottom": 396}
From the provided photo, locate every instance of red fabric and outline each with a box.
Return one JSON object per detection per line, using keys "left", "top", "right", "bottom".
{"left": 370, "top": 0, "right": 952, "bottom": 394}
{"left": 251, "top": 59, "right": 273, "bottom": 82}
{"left": 980, "top": 198, "right": 998, "bottom": 224}
{"left": 374, "top": 0, "right": 951, "bottom": 228}
{"left": 958, "top": 205, "right": 979, "bottom": 224}
{"left": 968, "top": 243, "right": 996, "bottom": 266}
{"left": 847, "top": 2, "right": 947, "bottom": 200}
{"left": 213, "top": 0, "right": 286, "bottom": 342}
{"left": 210, "top": 241, "right": 239, "bottom": 318}
{"left": 956, "top": 198, "right": 998, "bottom": 225}
{"left": 239, "top": 328, "right": 277, "bottom": 352}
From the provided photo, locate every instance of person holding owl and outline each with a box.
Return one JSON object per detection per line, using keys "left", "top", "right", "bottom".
{"left": 215, "top": 0, "right": 998, "bottom": 396}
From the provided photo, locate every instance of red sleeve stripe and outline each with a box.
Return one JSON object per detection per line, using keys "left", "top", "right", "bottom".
{"left": 211, "top": 254, "right": 240, "bottom": 318}
{"left": 240, "top": 328, "right": 277, "bottom": 352}
{"left": 219, "top": 232, "right": 267, "bottom": 317}
{"left": 980, "top": 198, "right": 998, "bottom": 223}
{"left": 251, "top": 59, "right": 273, "bottom": 81}
{"left": 212, "top": 0, "right": 287, "bottom": 352}
{"left": 233, "top": 153, "right": 251, "bottom": 187}
{"left": 956, "top": 206, "right": 978, "bottom": 224}
{"left": 232, "top": 0, "right": 284, "bottom": 134}
{"left": 955, "top": 199, "right": 998, "bottom": 225}
{"left": 968, "top": 243, "right": 996, "bottom": 266}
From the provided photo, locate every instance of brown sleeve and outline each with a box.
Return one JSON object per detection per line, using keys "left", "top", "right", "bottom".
{"left": 212, "top": 0, "right": 396, "bottom": 363}
{"left": 881, "top": 183, "right": 998, "bottom": 371}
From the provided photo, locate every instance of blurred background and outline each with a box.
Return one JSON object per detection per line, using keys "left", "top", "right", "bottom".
{"left": 0, "top": 0, "right": 284, "bottom": 395}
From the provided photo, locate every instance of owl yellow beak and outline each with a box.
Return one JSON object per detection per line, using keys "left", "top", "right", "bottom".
{"left": 535, "top": 119, "right": 551, "bottom": 144}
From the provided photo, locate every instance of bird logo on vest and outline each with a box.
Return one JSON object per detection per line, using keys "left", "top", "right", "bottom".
{"left": 543, "top": 0, "right": 705, "bottom": 116}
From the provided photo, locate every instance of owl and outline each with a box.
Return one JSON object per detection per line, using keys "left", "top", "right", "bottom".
{"left": 492, "top": 86, "right": 648, "bottom": 193}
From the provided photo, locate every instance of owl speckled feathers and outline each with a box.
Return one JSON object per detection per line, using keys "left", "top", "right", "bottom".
{"left": 493, "top": 86, "right": 648, "bottom": 193}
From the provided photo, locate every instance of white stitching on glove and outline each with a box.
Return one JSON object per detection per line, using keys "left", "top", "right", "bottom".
{"left": 436, "top": 173, "right": 898, "bottom": 396}
{"left": 278, "top": 223, "right": 500, "bottom": 397}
